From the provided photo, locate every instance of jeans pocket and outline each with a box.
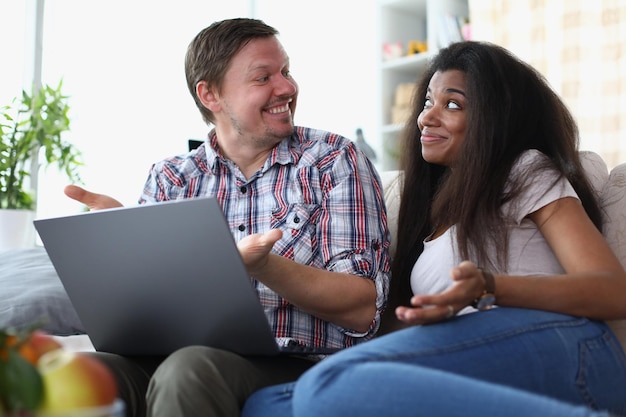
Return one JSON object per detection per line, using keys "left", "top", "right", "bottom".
{"left": 577, "top": 330, "right": 626, "bottom": 414}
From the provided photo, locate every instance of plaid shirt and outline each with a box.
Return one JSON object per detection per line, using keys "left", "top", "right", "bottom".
{"left": 139, "top": 126, "right": 391, "bottom": 349}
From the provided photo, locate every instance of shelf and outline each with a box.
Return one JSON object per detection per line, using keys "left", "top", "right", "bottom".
{"left": 381, "top": 52, "right": 430, "bottom": 72}
{"left": 376, "top": 0, "right": 469, "bottom": 171}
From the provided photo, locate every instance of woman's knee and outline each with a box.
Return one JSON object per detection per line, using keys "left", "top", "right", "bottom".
{"left": 241, "top": 383, "right": 296, "bottom": 417}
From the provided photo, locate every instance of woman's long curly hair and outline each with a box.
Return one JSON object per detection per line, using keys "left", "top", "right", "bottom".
{"left": 387, "top": 41, "right": 602, "bottom": 311}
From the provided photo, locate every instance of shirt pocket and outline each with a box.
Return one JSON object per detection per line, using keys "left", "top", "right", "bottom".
{"left": 271, "top": 203, "right": 322, "bottom": 265}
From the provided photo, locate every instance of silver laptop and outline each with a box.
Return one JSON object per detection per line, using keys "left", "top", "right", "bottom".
{"left": 34, "top": 198, "right": 336, "bottom": 357}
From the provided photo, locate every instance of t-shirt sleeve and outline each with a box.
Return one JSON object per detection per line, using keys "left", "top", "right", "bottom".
{"left": 504, "top": 150, "right": 579, "bottom": 224}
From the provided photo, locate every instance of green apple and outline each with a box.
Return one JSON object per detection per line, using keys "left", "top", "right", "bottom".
{"left": 37, "top": 350, "right": 118, "bottom": 411}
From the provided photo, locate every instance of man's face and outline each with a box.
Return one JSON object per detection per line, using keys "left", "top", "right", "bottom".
{"left": 213, "top": 36, "right": 299, "bottom": 148}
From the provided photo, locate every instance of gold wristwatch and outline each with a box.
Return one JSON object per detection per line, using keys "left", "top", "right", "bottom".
{"left": 471, "top": 269, "right": 496, "bottom": 310}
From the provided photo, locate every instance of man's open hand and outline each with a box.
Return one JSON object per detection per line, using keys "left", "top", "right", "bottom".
{"left": 64, "top": 185, "right": 124, "bottom": 210}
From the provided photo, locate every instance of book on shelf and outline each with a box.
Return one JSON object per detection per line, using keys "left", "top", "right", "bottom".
{"left": 436, "top": 14, "right": 471, "bottom": 49}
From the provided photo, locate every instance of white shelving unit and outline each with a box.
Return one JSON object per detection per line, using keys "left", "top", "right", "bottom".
{"left": 376, "top": 0, "right": 469, "bottom": 170}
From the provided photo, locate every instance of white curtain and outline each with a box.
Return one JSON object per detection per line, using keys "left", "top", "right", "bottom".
{"left": 470, "top": 0, "right": 626, "bottom": 169}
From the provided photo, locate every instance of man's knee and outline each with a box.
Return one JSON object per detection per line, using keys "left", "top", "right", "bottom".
{"left": 151, "top": 345, "right": 236, "bottom": 382}
{"left": 147, "top": 346, "right": 252, "bottom": 417}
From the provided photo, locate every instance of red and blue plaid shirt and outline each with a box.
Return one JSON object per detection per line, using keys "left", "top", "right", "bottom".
{"left": 139, "top": 126, "right": 391, "bottom": 350}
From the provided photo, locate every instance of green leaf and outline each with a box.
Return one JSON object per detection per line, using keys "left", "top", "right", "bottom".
{"left": 0, "top": 349, "right": 44, "bottom": 413}
{"left": 0, "top": 79, "right": 82, "bottom": 210}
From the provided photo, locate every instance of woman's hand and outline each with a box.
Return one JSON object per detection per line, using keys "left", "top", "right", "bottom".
{"left": 395, "top": 260, "right": 487, "bottom": 325}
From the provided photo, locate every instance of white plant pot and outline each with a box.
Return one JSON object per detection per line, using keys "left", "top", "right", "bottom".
{"left": 0, "top": 209, "right": 37, "bottom": 251}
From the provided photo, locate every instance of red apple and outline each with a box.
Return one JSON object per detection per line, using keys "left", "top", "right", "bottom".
{"left": 25, "top": 330, "right": 62, "bottom": 362}
{"left": 4, "top": 329, "right": 63, "bottom": 366}
{"left": 37, "top": 350, "right": 118, "bottom": 411}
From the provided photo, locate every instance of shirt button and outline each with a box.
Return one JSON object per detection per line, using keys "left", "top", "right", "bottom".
{"left": 372, "top": 242, "right": 380, "bottom": 250}
{"left": 240, "top": 186, "right": 247, "bottom": 194}
{"left": 293, "top": 216, "right": 300, "bottom": 224}
{"left": 238, "top": 224, "right": 245, "bottom": 231}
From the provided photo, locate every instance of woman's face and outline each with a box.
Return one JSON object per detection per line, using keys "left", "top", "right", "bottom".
{"left": 417, "top": 69, "right": 468, "bottom": 167}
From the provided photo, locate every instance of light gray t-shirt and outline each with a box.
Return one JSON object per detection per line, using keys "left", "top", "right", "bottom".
{"left": 410, "top": 150, "right": 578, "bottom": 309}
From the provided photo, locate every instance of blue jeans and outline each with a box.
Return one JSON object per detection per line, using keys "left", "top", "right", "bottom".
{"left": 242, "top": 308, "right": 626, "bottom": 417}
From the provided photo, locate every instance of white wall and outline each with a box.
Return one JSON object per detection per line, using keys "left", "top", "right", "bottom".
{"left": 0, "top": 0, "right": 378, "bottom": 218}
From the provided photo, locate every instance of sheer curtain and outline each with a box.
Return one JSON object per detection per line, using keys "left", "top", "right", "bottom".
{"left": 470, "top": 0, "right": 626, "bottom": 169}
{"left": 0, "top": 4, "right": 27, "bottom": 103}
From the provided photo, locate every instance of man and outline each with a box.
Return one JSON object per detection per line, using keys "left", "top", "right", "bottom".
{"left": 65, "top": 18, "right": 390, "bottom": 417}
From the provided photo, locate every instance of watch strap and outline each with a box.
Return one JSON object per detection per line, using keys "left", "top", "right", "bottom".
{"left": 471, "top": 269, "right": 496, "bottom": 310}
{"left": 481, "top": 269, "right": 495, "bottom": 294}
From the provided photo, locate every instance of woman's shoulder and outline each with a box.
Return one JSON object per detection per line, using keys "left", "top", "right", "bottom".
{"left": 504, "top": 149, "right": 577, "bottom": 221}
{"left": 509, "top": 149, "right": 557, "bottom": 181}
{"left": 514, "top": 149, "right": 551, "bottom": 168}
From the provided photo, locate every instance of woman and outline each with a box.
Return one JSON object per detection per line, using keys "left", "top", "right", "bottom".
{"left": 241, "top": 41, "right": 626, "bottom": 417}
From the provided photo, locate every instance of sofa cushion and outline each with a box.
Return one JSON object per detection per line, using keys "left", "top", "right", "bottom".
{"left": 580, "top": 150, "right": 610, "bottom": 197}
{"left": 0, "top": 247, "right": 85, "bottom": 335}
{"left": 379, "top": 170, "right": 401, "bottom": 259}
{"left": 600, "top": 162, "right": 626, "bottom": 349}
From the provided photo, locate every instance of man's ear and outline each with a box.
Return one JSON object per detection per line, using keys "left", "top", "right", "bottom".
{"left": 196, "top": 81, "right": 220, "bottom": 112}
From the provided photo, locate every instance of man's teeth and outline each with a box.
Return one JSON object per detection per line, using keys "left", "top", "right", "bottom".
{"left": 268, "top": 104, "right": 290, "bottom": 114}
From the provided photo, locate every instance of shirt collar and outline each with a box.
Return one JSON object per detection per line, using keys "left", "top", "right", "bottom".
{"left": 203, "top": 128, "right": 301, "bottom": 173}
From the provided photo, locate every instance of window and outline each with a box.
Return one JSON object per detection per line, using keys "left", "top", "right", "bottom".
{"left": 3, "top": 0, "right": 378, "bottom": 219}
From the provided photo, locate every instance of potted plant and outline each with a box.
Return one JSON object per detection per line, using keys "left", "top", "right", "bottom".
{"left": 0, "top": 81, "right": 82, "bottom": 250}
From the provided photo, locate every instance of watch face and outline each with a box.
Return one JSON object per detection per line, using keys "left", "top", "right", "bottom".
{"left": 476, "top": 294, "right": 496, "bottom": 310}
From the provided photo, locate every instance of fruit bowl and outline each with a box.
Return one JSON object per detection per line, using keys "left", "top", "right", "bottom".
{"left": 1, "top": 325, "right": 119, "bottom": 416}
{"left": 35, "top": 399, "right": 125, "bottom": 417}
